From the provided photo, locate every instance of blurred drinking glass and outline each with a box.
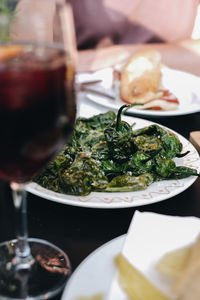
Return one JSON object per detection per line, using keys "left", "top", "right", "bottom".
{"left": 0, "top": 0, "right": 76, "bottom": 298}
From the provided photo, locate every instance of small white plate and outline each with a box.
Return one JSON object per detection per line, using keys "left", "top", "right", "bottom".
{"left": 61, "top": 235, "right": 125, "bottom": 300}
{"left": 61, "top": 212, "right": 200, "bottom": 300}
{"left": 26, "top": 115, "right": 200, "bottom": 209}
{"left": 81, "top": 67, "right": 200, "bottom": 117}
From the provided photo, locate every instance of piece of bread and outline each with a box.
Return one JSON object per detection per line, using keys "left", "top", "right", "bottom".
{"left": 120, "top": 50, "right": 162, "bottom": 104}
{"left": 172, "top": 235, "right": 200, "bottom": 299}
{"left": 157, "top": 235, "right": 200, "bottom": 300}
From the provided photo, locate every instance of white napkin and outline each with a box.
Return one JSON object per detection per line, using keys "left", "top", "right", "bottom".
{"left": 106, "top": 211, "right": 200, "bottom": 300}
{"left": 76, "top": 67, "right": 116, "bottom": 118}
{"left": 76, "top": 67, "right": 114, "bottom": 89}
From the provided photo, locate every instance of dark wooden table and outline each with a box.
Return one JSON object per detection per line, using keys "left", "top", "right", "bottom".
{"left": 0, "top": 42, "right": 200, "bottom": 299}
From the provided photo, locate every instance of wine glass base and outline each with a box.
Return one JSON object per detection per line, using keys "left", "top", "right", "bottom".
{"left": 0, "top": 238, "right": 71, "bottom": 299}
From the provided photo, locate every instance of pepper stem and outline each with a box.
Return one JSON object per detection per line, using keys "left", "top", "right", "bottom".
{"left": 116, "top": 104, "right": 129, "bottom": 132}
{"left": 116, "top": 104, "right": 142, "bottom": 131}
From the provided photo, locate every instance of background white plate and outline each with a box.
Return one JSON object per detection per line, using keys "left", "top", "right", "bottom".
{"left": 82, "top": 67, "right": 200, "bottom": 117}
{"left": 26, "top": 115, "right": 200, "bottom": 209}
{"left": 61, "top": 235, "right": 125, "bottom": 300}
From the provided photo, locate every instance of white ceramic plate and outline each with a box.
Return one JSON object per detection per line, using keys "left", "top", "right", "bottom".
{"left": 61, "top": 213, "right": 200, "bottom": 300}
{"left": 26, "top": 115, "right": 200, "bottom": 209}
{"left": 61, "top": 235, "right": 125, "bottom": 300}
{"left": 82, "top": 67, "right": 200, "bottom": 117}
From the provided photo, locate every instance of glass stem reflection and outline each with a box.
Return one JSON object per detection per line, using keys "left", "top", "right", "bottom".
{"left": 11, "top": 182, "right": 33, "bottom": 269}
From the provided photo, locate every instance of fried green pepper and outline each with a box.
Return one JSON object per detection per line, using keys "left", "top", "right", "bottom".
{"left": 34, "top": 153, "right": 73, "bottom": 192}
{"left": 104, "top": 173, "right": 154, "bottom": 192}
{"left": 123, "top": 151, "right": 154, "bottom": 175}
{"left": 59, "top": 153, "right": 108, "bottom": 196}
{"left": 133, "top": 135, "right": 162, "bottom": 153}
{"left": 154, "top": 158, "right": 176, "bottom": 178}
{"left": 168, "top": 166, "right": 199, "bottom": 179}
{"left": 132, "top": 124, "right": 185, "bottom": 158}
{"left": 104, "top": 105, "right": 136, "bottom": 162}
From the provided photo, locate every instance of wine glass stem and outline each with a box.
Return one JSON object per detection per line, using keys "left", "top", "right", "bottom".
{"left": 11, "top": 182, "right": 32, "bottom": 266}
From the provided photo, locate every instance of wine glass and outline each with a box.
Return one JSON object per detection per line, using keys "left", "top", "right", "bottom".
{"left": 0, "top": 0, "right": 76, "bottom": 298}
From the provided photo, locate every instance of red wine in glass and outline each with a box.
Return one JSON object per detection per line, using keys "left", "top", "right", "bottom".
{"left": 0, "top": 44, "right": 76, "bottom": 299}
{"left": 0, "top": 44, "right": 75, "bottom": 183}
{"left": 0, "top": 0, "right": 78, "bottom": 298}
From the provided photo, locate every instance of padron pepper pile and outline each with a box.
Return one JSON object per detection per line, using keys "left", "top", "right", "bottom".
{"left": 35, "top": 105, "right": 199, "bottom": 196}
